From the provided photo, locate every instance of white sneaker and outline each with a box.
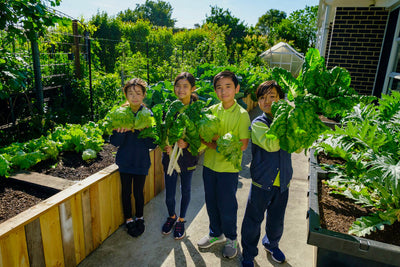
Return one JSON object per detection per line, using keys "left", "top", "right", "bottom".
{"left": 197, "top": 234, "right": 226, "bottom": 248}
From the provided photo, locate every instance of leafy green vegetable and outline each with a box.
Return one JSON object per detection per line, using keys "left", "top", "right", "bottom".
{"left": 134, "top": 108, "right": 156, "bottom": 130}
{"left": 216, "top": 132, "right": 243, "bottom": 170}
{"left": 82, "top": 149, "right": 97, "bottom": 161}
{"left": 0, "top": 155, "right": 11, "bottom": 177}
{"left": 198, "top": 113, "right": 220, "bottom": 143}
{"left": 314, "top": 92, "right": 400, "bottom": 237}
{"left": 103, "top": 106, "right": 135, "bottom": 134}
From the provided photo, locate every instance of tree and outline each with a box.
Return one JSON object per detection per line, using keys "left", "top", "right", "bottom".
{"left": 204, "top": 6, "right": 247, "bottom": 63}
{"left": 90, "top": 11, "right": 122, "bottom": 73}
{"left": 134, "top": 0, "right": 176, "bottom": 27}
{"left": 270, "top": 5, "right": 318, "bottom": 53}
{"left": 256, "top": 9, "right": 286, "bottom": 35}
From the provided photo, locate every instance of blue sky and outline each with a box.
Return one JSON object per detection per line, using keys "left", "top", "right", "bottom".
{"left": 56, "top": 0, "right": 319, "bottom": 28}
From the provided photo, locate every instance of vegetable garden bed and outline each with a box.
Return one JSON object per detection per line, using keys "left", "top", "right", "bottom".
{"left": 0, "top": 147, "right": 163, "bottom": 266}
{"left": 307, "top": 149, "right": 400, "bottom": 267}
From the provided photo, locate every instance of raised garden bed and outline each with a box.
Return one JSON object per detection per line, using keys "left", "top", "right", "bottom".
{"left": 0, "top": 143, "right": 117, "bottom": 224}
{"left": 0, "top": 145, "right": 164, "bottom": 266}
{"left": 307, "top": 149, "right": 400, "bottom": 267}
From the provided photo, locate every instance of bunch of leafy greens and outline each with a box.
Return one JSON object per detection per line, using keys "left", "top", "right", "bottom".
{"left": 267, "top": 97, "right": 329, "bottom": 153}
{"left": 216, "top": 132, "right": 243, "bottom": 170}
{"left": 103, "top": 106, "right": 135, "bottom": 134}
{"left": 313, "top": 91, "right": 400, "bottom": 237}
{"left": 102, "top": 106, "right": 156, "bottom": 135}
{"left": 198, "top": 113, "right": 220, "bottom": 143}
{"left": 134, "top": 108, "right": 156, "bottom": 130}
{"left": 266, "top": 48, "right": 375, "bottom": 154}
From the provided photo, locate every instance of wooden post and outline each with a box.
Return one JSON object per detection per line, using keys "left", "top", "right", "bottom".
{"left": 30, "top": 33, "right": 44, "bottom": 114}
{"left": 72, "top": 20, "right": 82, "bottom": 79}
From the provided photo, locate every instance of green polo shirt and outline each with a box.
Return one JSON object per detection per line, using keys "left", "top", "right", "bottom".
{"left": 203, "top": 100, "right": 251, "bottom": 173}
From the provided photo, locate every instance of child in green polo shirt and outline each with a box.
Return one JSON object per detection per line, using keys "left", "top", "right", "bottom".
{"left": 197, "top": 70, "right": 251, "bottom": 259}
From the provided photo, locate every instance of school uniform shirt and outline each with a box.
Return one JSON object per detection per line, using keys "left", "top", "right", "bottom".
{"left": 250, "top": 113, "right": 293, "bottom": 193}
{"left": 203, "top": 100, "right": 251, "bottom": 173}
{"left": 110, "top": 106, "right": 157, "bottom": 175}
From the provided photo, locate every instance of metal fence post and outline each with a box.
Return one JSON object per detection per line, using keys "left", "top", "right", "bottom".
{"left": 73, "top": 20, "right": 82, "bottom": 79}
{"left": 30, "top": 33, "right": 44, "bottom": 114}
{"left": 84, "top": 30, "right": 94, "bottom": 120}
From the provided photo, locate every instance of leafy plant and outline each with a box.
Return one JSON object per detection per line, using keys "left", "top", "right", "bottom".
{"left": 216, "top": 132, "right": 243, "bottom": 170}
{"left": 314, "top": 91, "right": 400, "bottom": 237}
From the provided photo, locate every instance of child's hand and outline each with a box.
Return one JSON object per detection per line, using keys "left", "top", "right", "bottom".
{"left": 165, "top": 145, "right": 172, "bottom": 155}
{"left": 115, "top": 128, "right": 133, "bottom": 133}
{"left": 177, "top": 139, "right": 188, "bottom": 149}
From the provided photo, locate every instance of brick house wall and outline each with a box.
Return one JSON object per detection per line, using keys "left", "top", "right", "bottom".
{"left": 324, "top": 7, "right": 389, "bottom": 95}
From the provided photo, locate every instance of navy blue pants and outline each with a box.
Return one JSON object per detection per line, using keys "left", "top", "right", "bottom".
{"left": 241, "top": 184, "right": 289, "bottom": 262}
{"left": 164, "top": 170, "right": 194, "bottom": 218}
{"left": 120, "top": 173, "right": 146, "bottom": 219}
{"left": 202, "top": 166, "right": 239, "bottom": 240}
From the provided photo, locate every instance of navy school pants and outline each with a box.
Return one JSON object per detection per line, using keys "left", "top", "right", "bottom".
{"left": 164, "top": 170, "right": 194, "bottom": 219}
{"left": 202, "top": 166, "right": 239, "bottom": 240}
{"left": 241, "top": 183, "right": 289, "bottom": 262}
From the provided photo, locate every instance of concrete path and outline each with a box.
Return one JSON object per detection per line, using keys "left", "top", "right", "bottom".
{"left": 78, "top": 107, "right": 314, "bottom": 267}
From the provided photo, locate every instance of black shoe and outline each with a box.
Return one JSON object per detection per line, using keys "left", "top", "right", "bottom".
{"left": 131, "top": 219, "right": 145, "bottom": 237}
{"left": 162, "top": 216, "right": 177, "bottom": 235}
{"left": 126, "top": 221, "right": 136, "bottom": 236}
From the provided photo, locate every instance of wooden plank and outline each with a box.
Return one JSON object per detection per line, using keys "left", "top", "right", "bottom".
{"left": 147, "top": 150, "right": 155, "bottom": 202}
{"left": 40, "top": 206, "right": 64, "bottom": 267}
{"left": 0, "top": 228, "right": 29, "bottom": 267}
{"left": 109, "top": 172, "right": 124, "bottom": 230}
{"left": 97, "top": 179, "right": 112, "bottom": 242}
{"left": 59, "top": 200, "right": 76, "bottom": 267}
{"left": 81, "top": 189, "right": 93, "bottom": 256}
{"left": 0, "top": 165, "right": 119, "bottom": 238}
{"left": 10, "top": 171, "right": 76, "bottom": 191}
{"left": 89, "top": 184, "right": 101, "bottom": 249}
{"left": 25, "top": 218, "right": 45, "bottom": 267}
{"left": 70, "top": 193, "right": 85, "bottom": 263}
{"left": 154, "top": 147, "right": 165, "bottom": 195}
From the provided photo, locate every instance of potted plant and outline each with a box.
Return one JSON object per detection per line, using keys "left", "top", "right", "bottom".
{"left": 307, "top": 92, "right": 400, "bottom": 266}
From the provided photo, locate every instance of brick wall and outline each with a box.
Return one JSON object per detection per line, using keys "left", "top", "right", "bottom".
{"left": 325, "top": 7, "right": 388, "bottom": 95}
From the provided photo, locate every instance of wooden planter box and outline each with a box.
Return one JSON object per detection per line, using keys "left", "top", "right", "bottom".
{"left": 0, "top": 147, "right": 164, "bottom": 267}
{"left": 307, "top": 149, "right": 400, "bottom": 267}
{"left": 242, "top": 94, "right": 258, "bottom": 112}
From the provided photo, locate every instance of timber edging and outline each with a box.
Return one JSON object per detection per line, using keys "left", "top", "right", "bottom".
{"left": 0, "top": 147, "right": 164, "bottom": 267}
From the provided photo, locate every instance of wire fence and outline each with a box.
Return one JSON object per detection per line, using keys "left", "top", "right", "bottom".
{"left": 0, "top": 17, "right": 190, "bottom": 146}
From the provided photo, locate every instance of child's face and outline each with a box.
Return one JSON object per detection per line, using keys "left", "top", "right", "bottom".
{"left": 125, "top": 85, "right": 145, "bottom": 108}
{"left": 174, "top": 78, "right": 194, "bottom": 103}
{"left": 215, "top": 77, "right": 239, "bottom": 104}
{"left": 258, "top": 87, "right": 280, "bottom": 115}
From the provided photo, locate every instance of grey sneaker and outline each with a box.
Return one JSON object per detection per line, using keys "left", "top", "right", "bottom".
{"left": 197, "top": 234, "right": 226, "bottom": 248}
{"left": 223, "top": 238, "right": 238, "bottom": 258}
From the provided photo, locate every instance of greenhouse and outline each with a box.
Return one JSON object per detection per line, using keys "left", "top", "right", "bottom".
{"left": 259, "top": 42, "right": 304, "bottom": 77}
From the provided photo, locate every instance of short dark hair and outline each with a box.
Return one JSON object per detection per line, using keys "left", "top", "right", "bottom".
{"left": 213, "top": 70, "right": 239, "bottom": 89}
{"left": 255, "top": 80, "right": 284, "bottom": 100}
{"left": 123, "top": 78, "right": 147, "bottom": 95}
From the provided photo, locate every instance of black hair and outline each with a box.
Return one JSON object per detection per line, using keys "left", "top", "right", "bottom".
{"left": 255, "top": 80, "right": 284, "bottom": 100}
{"left": 174, "top": 72, "right": 198, "bottom": 101}
{"left": 213, "top": 70, "right": 239, "bottom": 89}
